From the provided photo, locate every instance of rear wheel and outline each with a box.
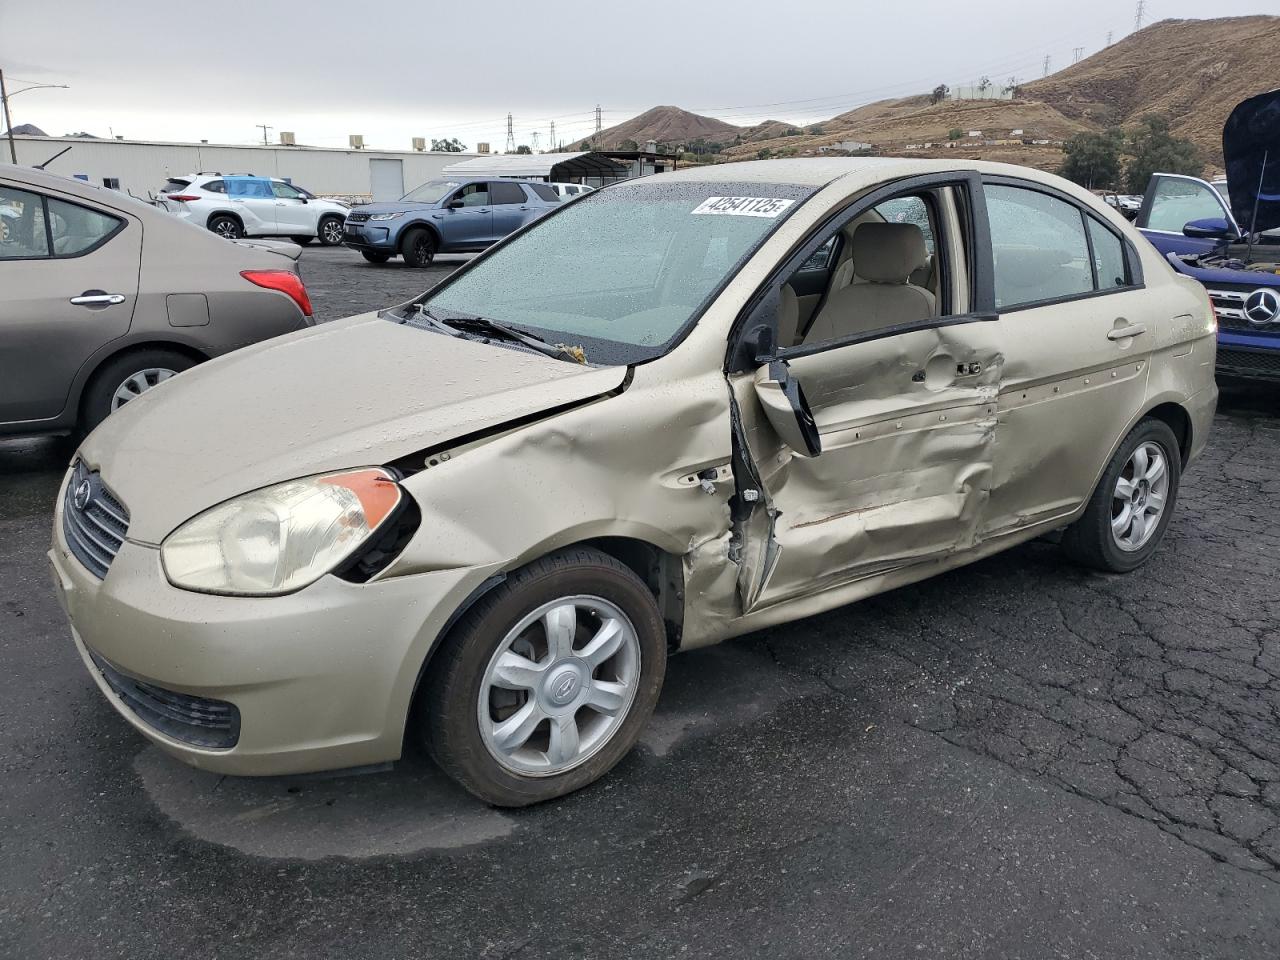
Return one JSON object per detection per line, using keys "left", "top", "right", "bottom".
{"left": 1061, "top": 418, "right": 1181, "bottom": 573}
{"left": 207, "top": 214, "right": 243, "bottom": 240}
{"left": 81, "top": 348, "right": 197, "bottom": 432}
{"left": 401, "top": 227, "right": 436, "bottom": 267}
{"left": 361, "top": 250, "right": 391, "bottom": 264}
{"left": 423, "top": 548, "right": 667, "bottom": 807}
{"left": 318, "top": 215, "right": 345, "bottom": 246}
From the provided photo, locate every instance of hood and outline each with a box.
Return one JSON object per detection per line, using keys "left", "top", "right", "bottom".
{"left": 81, "top": 314, "right": 627, "bottom": 543}
{"left": 1223, "top": 88, "right": 1280, "bottom": 235}
{"left": 354, "top": 201, "right": 438, "bottom": 215}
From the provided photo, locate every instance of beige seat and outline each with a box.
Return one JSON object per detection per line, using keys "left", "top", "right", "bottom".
{"left": 804, "top": 223, "right": 935, "bottom": 344}
{"left": 776, "top": 283, "right": 801, "bottom": 348}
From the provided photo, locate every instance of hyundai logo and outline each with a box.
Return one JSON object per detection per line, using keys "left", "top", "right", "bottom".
{"left": 1244, "top": 288, "right": 1280, "bottom": 326}
{"left": 72, "top": 479, "right": 92, "bottom": 511}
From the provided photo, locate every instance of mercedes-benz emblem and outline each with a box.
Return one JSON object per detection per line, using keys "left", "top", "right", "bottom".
{"left": 1244, "top": 288, "right": 1280, "bottom": 326}
{"left": 72, "top": 479, "right": 91, "bottom": 511}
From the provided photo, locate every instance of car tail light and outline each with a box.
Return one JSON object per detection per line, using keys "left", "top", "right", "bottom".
{"left": 240, "top": 270, "right": 314, "bottom": 317}
{"left": 166, "top": 194, "right": 201, "bottom": 202}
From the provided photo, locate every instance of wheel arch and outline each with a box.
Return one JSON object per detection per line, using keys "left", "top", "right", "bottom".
{"left": 205, "top": 209, "right": 244, "bottom": 231}
{"left": 398, "top": 219, "right": 441, "bottom": 251}
{"left": 75, "top": 339, "right": 210, "bottom": 420}
{"left": 1143, "top": 400, "right": 1192, "bottom": 467}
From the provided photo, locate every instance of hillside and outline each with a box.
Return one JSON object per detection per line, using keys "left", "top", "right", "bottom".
{"left": 572, "top": 105, "right": 739, "bottom": 149}
{"left": 1021, "top": 15, "right": 1280, "bottom": 163}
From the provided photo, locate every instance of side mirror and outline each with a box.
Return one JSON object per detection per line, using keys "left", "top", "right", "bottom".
{"left": 447, "top": 198, "right": 465, "bottom": 210}
{"left": 1182, "top": 217, "right": 1234, "bottom": 240}
{"left": 299, "top": 196, "right": 308, "bottom": 204}
{"left": 752, "top": 360, "right": 822, "bottom": 457}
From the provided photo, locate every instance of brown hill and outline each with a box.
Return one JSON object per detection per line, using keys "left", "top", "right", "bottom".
{"left": 571, "top": 105, "right": 740, "bottom": 150}
{"left": 1021, "top": 15, "right": 1280, "bottom": 163}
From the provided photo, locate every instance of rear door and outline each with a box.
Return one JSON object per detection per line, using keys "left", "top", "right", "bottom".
{"left": 489, "top": 181, "right": 533, "bottom": 240}
{"left": 0, "top": 182, "right": 140, "bottom": 424}
{"left": 224, "top": 176, "right": 278, "bottom": 235}
{"left": 980, "top": 177, "right": 1156, "bottom": 536}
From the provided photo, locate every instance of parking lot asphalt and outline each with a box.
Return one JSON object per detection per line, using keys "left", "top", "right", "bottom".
{"left": 3, "top": 245, "right": 1280, "bottom": 958}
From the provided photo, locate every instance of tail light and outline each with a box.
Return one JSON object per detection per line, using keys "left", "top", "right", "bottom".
{"left": 240, "top": 270, "right": 313, "bottom": 317}
{"left": 166, "top": 194, "right": 201, "bottom": 202}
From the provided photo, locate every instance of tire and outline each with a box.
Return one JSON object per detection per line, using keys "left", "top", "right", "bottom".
{"left": 207, "top": 214, "right": 243, "bottom": 240}
{"left": 317, "top": 215, "right": 345, "bottom": 246}
{"left": 422, "top": 548, "right": 667, "bottom": 807}
{"left": 400, "top": 227, "right": 436, "bottom": 267}
{"left": 361, "top": 250, "right": 391, "bottom": 264}
{"left": 80, "top": 347, "right": 197, "bottom": 433}
{"left": 1060, "top": 417, "right": 1182, "bottom": 573}
{"left": 292, "top": 235, "right": 314, "bottom": 246}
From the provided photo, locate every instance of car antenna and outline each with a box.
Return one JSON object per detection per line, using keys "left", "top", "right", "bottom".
{"left": 35, "top": 144, "right": 73, "bottom": 169}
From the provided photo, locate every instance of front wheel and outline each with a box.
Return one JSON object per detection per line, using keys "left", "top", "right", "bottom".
{"left": 1061, "top": 418, "right": 1182, "bottom": 572}
{"left": 318, "top": 216, "right": 345, "bottom": 246}
{"left": 423, "top": 548, "right": 667, "bottom": 807}
{"left": 400, "top": 227, "right": 436, "bottom": 267}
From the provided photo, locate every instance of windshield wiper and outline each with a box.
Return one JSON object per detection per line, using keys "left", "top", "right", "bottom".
{"left": 411, "top": 306, "right": 586, "bottom": 364}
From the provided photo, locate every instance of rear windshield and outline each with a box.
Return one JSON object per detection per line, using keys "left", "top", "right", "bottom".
{"left": 402, "top": 179, "right": 461, "bottom": 203}
{"left": 528, "top": 183, "right": 559, "bottom": 202}
{"left": 423, "top": 180, "right": 814, "bottom": 365}
{"left": 161, "top": 179, "right": 191, "bottom": 193}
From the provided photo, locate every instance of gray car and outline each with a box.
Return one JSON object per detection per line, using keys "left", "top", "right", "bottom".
{"left": 0, "top": 164, "right": 316, "bottom": 435}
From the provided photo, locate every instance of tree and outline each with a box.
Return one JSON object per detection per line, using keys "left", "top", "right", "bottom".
{"left": 757, "top": 148, "right": 773, "bottom": 160}
{"left": 431, "top": 137, "right": 466, "bottom": 153}
{"left": 618, "top": 138, "right": 639, "bottom": 151}
{"left": 948, "top": 128, "right": 963, "bottom": 141}
{"left": 977, "top": 75, "right": 991, "bottom": 95}
{"left": 930, "top": 84, "right": 949, "bottom": 105}
{"left": 1124, "top": 116, "right": 1201, "bottom": 193}
{"left": 515, "top": 144, "right": 532, "bottom": 155}
{"left": 808, "top": 125, "right": 825, "bottom": 135}
{"left": 1059, "top": 129, "right": 1124, "bottom": 190}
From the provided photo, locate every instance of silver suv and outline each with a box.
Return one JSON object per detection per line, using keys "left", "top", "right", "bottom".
{"left": 158, "top": 173, "right": 349, "bottom": 245}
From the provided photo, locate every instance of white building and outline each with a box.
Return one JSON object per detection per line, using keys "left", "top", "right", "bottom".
{"left": 4, "top": 135, "right": 479, "bottom": 201}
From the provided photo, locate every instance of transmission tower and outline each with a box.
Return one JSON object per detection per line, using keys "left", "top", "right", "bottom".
{"left": 505, "top": 113, "right": 516, "bottom": 153}
{"left": 1134, "top": 0, "right": 1146, "bottom": 32}
{"left": 530, "top": 130, "right": 541, "bottom": 152}
{"left": 594, "top": 104, "right": 602, "bottom": 143}
{"left": 1073, "top": 46, "right": 1084, "bottom": 63}
{"left": 1042, "top": 55, "right": 1051, "bottom": 77}
{"left": 549, "top": 120, "right": 556, "bottom": 151}
{"left": 1106, "top": 30, "right": 1114, "bottom": 46}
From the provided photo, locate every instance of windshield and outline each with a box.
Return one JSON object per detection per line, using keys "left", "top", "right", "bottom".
{"left": 403, "top": 179, "right": 462, "bottom": 203}
{"left": 422, "top": 180, "right": 813, "bottom": 364}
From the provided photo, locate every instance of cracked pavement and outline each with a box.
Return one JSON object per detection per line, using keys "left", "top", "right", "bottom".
{"left": 2, "top": 247, "right": 1279, "bottom": 958}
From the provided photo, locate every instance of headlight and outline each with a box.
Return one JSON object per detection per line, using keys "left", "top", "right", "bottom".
{"left": 367, "top": 212, "right": 401, "bottom": 221}
{"left": 161, "top": 468, "right": 403, "bottom": 596}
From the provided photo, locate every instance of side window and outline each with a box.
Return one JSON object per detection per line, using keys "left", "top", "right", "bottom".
{"left": 0, "top": 186, "right": 51, "bottom": 258}
{"left": 46, "top": 196, "right": 122, "bottom": 256}
{"left": 1145, "top": 177, "right": 1228, "bottom": 233}
{"left": 1087, "top": 217, "right": 1129, "bottom": 290}
{"left": 270, "top": 181, "right": 303, "bottom": 199}
{"left": 454, "top": 183, "right": 490, "bottom": 207}
{"left": 986, "top": 185, "right": 1092, "bottom": 309}
{"left": 202, "top": 180, "right": 227, "bottom": 194}
{"left": 226, "top": 177, "right": 274, "bottom": 199}
{"left": 490, "top": 181, "right": 527, "bottom": 205}
{"left": 527, "top": 183, "right": 559, "bottom": 202}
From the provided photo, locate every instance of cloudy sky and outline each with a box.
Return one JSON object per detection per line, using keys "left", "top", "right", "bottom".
{"left": 2, "top": 0, "right": 1274, "bottom": 151}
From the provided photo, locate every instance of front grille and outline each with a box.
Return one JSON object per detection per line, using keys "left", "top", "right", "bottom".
{"left": 90, "top": 651, "right": 241, "bottom": 749}
{"left": 1206, "top": 287, "right": 1280, "bottom": 332}
{"left": 62, "top": 460, "right": 129, "bottom": 579}
{"left": 1218, "top": 347, "right": 1280, "bottom": 378}
{"left": 346, "top": 210, "right": 370, "bottom": 223}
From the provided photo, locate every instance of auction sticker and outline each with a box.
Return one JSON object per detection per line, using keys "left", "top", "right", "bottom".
{"left": 692, "top": 196, "right": 795, "bottom": 218}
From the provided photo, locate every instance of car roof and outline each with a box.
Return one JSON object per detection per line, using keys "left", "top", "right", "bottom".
{"left": 654, "top": 156, "right": 1068, "bottom": 188}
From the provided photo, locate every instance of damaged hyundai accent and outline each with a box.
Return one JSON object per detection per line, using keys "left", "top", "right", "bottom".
{"left": 51, "top": 159, "right": 1218, "bottom": 806}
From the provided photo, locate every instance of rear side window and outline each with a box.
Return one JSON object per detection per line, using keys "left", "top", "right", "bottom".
{"left": 490, "top": 182, "right": 527, "bottom": 205}
{"left": 528, "top": 183, "right": 559, "bottom": 202}
{"left": 0, "top": 186, "right": 50, "bottom": 258}
{"left": 46, "top": 196, "right": 123, "bottom": 255}
{"left": 1087, "top": 217, "right": 1129, "bottom": 290}
{"left": 986, "top": 185, "right": 1092, "bottom": 309}
{"left": 201, "top": 179, "right": 226, "bottom": 193}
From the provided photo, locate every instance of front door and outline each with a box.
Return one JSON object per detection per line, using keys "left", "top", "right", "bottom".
{"left": 270, "top": 180, "right": 316, "bottom": 235}
{"left": 980, "top": 178, "right": 1159, "bottom": 536}
{"left": 0, "top": 182, "right": 141, "bottom": 425}
{"left": 731, "top": 174, "right": 1004, "bottom": 611}
{"left": 1136, "top": 173, "right": 1239, "bottom": 257}
{"left": 441, "top": 182, "right": 493, "bottom": 249}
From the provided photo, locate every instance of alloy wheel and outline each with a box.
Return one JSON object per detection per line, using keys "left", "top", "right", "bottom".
{"left": 322, "top": 219, "right": 344, "bottom": 243}
{"left": 1111, "top": 440, "right": 1169, "bottom": 551}
{"left": 477, "top": 595, "right": 641, "bottom": 777}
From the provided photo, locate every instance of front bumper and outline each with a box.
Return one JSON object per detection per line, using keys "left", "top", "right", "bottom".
{"left": 50, "top": 490, "right": 488, "bottom": 776}
{"left": 341, "top": 221, "right": 396, "bottom": 252}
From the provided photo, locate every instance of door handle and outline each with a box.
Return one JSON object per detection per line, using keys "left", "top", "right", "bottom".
{"left": 1107, "top": 322, "right": 1147, "bottom": 340}
{"left": 70, "top": 293, "right": 126, "bottom": 306}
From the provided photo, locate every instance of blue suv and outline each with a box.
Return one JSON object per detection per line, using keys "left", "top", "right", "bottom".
{"left": 343, "top": 177, "right": 560, "bottom": 267}
{"left": 1135, "top": 89, "right": 1280, "bottom": 383}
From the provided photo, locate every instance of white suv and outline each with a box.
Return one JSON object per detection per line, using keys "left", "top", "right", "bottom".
{"left": 157, "top": 174, "right": 349, "bottom": 245}
{"left": 547, "top": 182, "right": 595, "bottom": 200}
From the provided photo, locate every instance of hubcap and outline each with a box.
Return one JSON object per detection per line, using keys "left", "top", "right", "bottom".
{"left": 477, "top": 596, "right": 641, "bottom": 777}
{"left": 1111, "top": 440, "right": 1169, "bottom": 552}
{"left": 110, "top": 367, "right": 177, "bottom": 411}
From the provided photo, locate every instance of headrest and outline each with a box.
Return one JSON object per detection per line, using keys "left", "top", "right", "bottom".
{"left": 852, "top": 222, "right": 928, "bottom": 283}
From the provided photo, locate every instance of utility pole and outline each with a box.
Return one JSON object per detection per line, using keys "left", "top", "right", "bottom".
{"left": 1134, "top": 0, "right": 1146, "bottom": 32}
{"left": 505, "top": 113, "right": 516, "bottom": 153}
{"left": 1073, "top": 46, "right": 1084, "bottom": 63}
{"left": 594, "top": 104, "right": 602, "bottom": 147}
{"left": 1042, "top": 55, "right": 1051, "bottom": 77}
{"left": 549, "top": 120, "right": 556, "bottom": 151}
{"left": 1, "top": 70, "right": 15, "bottom": 164}
{"left": 256, "top": 123, "right": 272, "bottom": 146}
